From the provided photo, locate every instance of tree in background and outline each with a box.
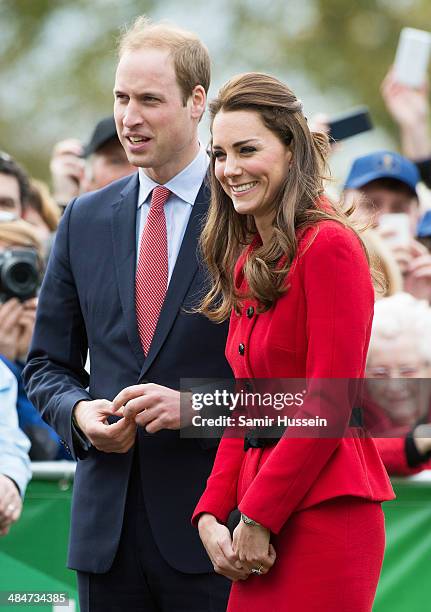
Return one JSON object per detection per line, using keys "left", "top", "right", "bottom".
{"left": 1, "top": 0, "right": 430, "bottom": 182}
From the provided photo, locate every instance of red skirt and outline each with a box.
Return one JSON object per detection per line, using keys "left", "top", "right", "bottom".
{"left": 228, "top": 496, "right": 385, "bottom": 612}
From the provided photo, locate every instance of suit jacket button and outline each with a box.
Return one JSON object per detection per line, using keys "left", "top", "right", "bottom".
{"left": 238, "top": 343, "right": 245, "bottom": 355}
{"left": 246, "top": 306, "right": 254, "bottom": 318}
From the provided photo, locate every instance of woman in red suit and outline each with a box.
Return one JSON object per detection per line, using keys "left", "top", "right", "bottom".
{"left": 192, "top": 72, "right": 395, "bottom": 611}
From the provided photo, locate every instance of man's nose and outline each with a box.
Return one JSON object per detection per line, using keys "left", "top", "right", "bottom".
{"left": 122, "top": 101, "right": 143, "bottom": 128}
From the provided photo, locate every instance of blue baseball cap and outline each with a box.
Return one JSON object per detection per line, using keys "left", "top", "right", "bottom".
{"left": 417, "top": 210, "right": 431, "bottom": 238}
{"left": 344, "top": 150, "right": 419, "bottom": 196}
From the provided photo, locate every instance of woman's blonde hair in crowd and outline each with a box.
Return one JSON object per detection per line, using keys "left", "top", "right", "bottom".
{"left": 0, "top": 218, "right": 42, "bottom": 256}
{"left": 199, "top": 72, "right": 364, "bottom": 322}
{"left": 27, "top": 179, "right": 61, "bottom": 232}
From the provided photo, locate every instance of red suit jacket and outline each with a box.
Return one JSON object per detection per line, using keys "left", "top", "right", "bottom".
{"left": 193, "top": 221, "right": 394, "bottom": 534}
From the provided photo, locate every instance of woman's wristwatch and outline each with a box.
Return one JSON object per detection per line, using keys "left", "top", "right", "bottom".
{"left": 241, "top": 513, "right": 261, "bottom": 527}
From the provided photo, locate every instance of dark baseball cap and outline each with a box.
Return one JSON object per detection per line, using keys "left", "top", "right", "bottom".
{"left": 84, "top": 116, "right": 118, "bottom": 157}
{"left": 344, "top": 150, "right": 420, "bottom": 196}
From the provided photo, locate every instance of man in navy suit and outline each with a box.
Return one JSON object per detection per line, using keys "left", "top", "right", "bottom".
{"left": 23, "top": 16, "right": 245, "bottom": 612}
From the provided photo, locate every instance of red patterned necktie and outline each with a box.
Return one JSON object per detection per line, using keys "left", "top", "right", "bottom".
{"left": 136, "top": 186, "right": 170, "bottom": 354}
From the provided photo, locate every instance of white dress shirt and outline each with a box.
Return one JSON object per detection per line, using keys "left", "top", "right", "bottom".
{"left": 137, "top": 145, "right": 209, "bottom": 283}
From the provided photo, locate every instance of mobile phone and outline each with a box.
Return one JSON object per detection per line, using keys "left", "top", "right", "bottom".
{"left": 378, "top": 213, "right": 411, "bottom": 247}
{"left": 328, "top": 107, "right": 373, "bottom": 142}
{"left": 394, "top": 27, "right": 431, "bottom": 88}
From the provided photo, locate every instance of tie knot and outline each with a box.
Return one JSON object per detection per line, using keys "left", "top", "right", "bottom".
{"left": 151, "top": 186, "right": 170, "bottom": 210}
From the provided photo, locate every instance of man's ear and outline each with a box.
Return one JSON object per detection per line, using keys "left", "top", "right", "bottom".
{"left": 190, "top": 85, "right": 206, "bottom": 121}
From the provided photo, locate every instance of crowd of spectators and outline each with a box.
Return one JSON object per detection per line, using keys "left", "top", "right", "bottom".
{"left": 2, "top": 58, "right": 431, "bottom": 536}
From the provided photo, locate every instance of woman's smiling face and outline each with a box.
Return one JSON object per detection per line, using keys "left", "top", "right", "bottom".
{"left": 212, "top": 110, "right": 292, "bottom": 231}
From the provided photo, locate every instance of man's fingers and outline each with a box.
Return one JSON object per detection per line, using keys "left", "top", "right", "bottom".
{"left": 143, "top": 414, "right": 165, "bottom": 434}
{"left": 52, "top": 138, "right": 84, "bottom": 157}
{"left": 410, "top": 240, "right": 429, "bottom": 257}
{"left": 409, "top": 267, "right": 431, "bottom": 280}
{"left": 107, "top": 416, "right": 136, "bottom": 436}
{"left": 112, "top": 385, "right": 150, "bottom": 410}
{"left": 407, "top": 254, "right": 431, "bottom": 273}
{"left": 122, "top": 395, "right": 154, "bottom": 419}
{"left": 91, "top": 419, "right": 136, "bottom": 453}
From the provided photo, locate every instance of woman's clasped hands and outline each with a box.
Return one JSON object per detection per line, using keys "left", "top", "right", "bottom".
{"left": 198, "top": 514, "right": 276, "bottom": 582}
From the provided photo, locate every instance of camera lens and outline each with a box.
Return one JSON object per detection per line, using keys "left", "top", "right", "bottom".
{"left": 0, "top": 248, "right": 40, "bottom": 301}
{"left": 6, "top": 260, "right": 38, "bottom": 297}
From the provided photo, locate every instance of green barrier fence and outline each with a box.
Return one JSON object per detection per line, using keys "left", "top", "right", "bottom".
{"left": 1, "top": 464, "right": 431, "bottom": 611}
{"left": 0, "top": 463, "right": 77, "bottom": 611}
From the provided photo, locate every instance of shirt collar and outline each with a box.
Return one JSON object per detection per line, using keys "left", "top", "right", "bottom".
{"left": 137, "top": 145, "right": 209, "bottom": 208}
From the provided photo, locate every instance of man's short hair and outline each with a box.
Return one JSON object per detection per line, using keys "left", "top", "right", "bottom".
{"left": 0, "top": 152, "right": 30, "bottom": 206}
{"left": 118, "top": 16, "right": 211, "bottom": 104}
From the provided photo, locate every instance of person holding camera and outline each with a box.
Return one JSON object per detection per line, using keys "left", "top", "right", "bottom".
{"left": 0, "top": 217, "right": 70, "bottom": 460}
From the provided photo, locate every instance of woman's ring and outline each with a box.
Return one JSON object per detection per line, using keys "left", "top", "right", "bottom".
{"left": 251, "top": 564, "right": 264, "bottom": 575}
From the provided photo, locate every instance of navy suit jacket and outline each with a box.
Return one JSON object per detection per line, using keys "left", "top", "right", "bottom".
{"left": 23, "top": 173, "right": 232, "bottom": 573}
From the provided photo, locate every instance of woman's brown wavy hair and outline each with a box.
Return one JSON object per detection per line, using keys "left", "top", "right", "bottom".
{"left": 199, "top": 72, "right": 366, "bottom": 322}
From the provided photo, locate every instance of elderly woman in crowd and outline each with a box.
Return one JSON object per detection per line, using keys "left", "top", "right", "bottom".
{"left": 366, "top": 292, "right": 431, "bottom": 474}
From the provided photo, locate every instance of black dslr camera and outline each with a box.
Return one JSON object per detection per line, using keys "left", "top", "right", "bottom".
{"left": 0, "top": 248, "right": 40, "bottom": 302}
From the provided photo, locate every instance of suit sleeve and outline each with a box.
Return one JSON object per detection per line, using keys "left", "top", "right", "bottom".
{"left": 238, "top": 224, "right": 374, "bottom": 533}
{"left": 23, "top": 199, "right": 92, "bottom": 460}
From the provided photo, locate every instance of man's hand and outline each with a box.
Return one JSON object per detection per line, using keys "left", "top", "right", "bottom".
{"left": 377, "top": 228, "right": 431, "bottom": 302}
{"left": 0, "top": 474, "right": 22, "bottom": 536}
{"left": 381, "top": 68, "right": 431, "bottom": 160}
{"left": 232, "top": 519, "right": 276, "bottom": 576}
{"left": 0, "top": 299, "right": 23, "bottom": 362}
{"left": 16, "top": 298, "right": 37, "bottom": 361}
{"left": 112, "top": 384, "right": 193, "bottom": 433}
{"left": 50, "top": 138, "right": 85, "bottom": 206}
{"left": 73, "top": 399, "right": 136, "bottom": 453}
{"left": 197, "top": 514, "right": 249, "bottom": 582}
{"left": 404, "top": 242, "right": 431, "bottom": 302}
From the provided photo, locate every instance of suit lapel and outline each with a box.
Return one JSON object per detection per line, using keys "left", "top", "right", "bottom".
{"left": 111, "top": 174, "right": 145, "bottom": 367}
{"left": 138, "top": 180, "right": 210, "bottom": 379}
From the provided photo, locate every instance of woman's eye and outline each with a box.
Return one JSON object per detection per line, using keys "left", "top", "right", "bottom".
{"left": 212, "top": 150, "right": 225, "bottom": 159}
{"left": 240, "top": 146, "right": 256, "bottom": 154}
